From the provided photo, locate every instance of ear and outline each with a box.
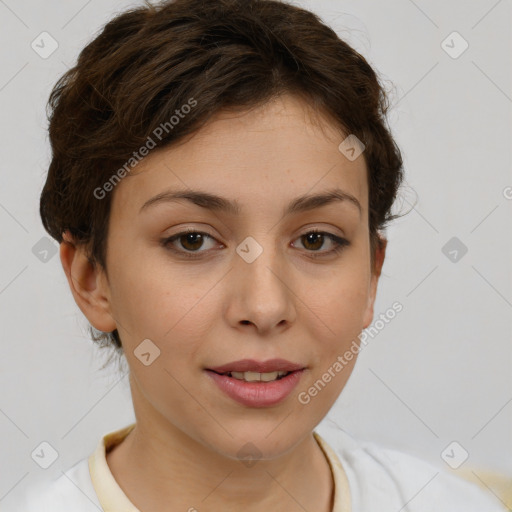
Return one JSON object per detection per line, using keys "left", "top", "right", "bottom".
{"left": 59, "top": 230, "right": 117, "bottom": 333}
{"left": 362, "top": 236, "right": 387, "bottom": 329}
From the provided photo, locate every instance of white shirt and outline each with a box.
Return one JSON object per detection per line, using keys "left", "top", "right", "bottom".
{"left": 12, "top": 422, "right": 506, "bottom": 511}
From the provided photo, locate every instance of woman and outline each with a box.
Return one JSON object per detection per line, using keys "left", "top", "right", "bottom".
{"left": 19, "top": 0, "right": 506, "bottom": 510}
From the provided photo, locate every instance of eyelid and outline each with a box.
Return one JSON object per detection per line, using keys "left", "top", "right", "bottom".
{"left": 161, "top": 226, "right": 350, "bottom": 259}
{"left": 293, "top": 229, "right": 349, "bottom": 259}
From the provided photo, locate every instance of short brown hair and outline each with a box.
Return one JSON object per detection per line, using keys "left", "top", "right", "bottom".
{"left": 40, "top": 0, "right": 404, "bottom": 357}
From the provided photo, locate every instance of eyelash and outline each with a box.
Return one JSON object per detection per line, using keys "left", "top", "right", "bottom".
{"left": 160, "top": 228, "right": 350, "bottom": 260}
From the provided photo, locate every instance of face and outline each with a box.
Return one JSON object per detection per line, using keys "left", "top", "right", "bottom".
{"left": 68, "top": 93, "right": 385, "bottom": 460}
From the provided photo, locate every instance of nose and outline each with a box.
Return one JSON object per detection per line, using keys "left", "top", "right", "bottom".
{"left": 225, "top": 236, "right": 297, "bottom": 335}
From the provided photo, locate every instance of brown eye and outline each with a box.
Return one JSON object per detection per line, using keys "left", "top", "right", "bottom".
{"left": 161, "top": 230, "right": 218, "bottom": 257}
{"left": 161, "top": 229, "right": 349, "bottom": 260}
{"left": 178, "top": 232, "right": 205, "bottom": 251}
{"left": 293, "top": 230, "right": 349, "bottom": 258}
{"left": 301, "top": 232, "right": 325, "bottom": 251}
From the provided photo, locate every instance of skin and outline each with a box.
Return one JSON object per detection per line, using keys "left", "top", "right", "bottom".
{"left": 60, "top": 93, "right": 386, "bottom": 512}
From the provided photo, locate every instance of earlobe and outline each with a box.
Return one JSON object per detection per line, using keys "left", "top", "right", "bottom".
{"left": 59, "top": 231, "right": 117, "bottom": 333}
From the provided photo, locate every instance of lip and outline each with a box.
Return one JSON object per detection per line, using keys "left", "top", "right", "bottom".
{"left": 207, "top": 358, "right": 306, "bottom": 373}
{"left": 205, "top": 368, "right": 305, "bottom": 407}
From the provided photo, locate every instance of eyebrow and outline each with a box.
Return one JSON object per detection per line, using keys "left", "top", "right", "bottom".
{"left": 139, "top": 187, "right": 362, "bottom": 218}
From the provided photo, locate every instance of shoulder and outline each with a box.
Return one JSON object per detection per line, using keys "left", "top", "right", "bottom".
{"left": 317, "top": 427, "right": 507, "bottom": 511}
{"left": 353, "top": 442, "right": 504, "bottom": 510}
{"left": 16, "top": 458, "right": 102, "bottom": 512}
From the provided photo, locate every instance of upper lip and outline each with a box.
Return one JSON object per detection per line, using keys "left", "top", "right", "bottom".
{"left": 207, "top": 358, "right": 306, "bottom": 373}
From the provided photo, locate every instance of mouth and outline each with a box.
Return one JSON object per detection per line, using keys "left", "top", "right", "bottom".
{"left": 207, "top": 369, "right": 294, "bottom": 382}
{"left": 204, "top": 359, "right": 307, "bottom": 407}
{"left": 206, "top": 358, "right": 306, "bottom": 375}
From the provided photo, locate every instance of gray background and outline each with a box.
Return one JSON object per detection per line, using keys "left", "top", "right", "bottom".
{"left": 1, "top": 0, "right": 511, "bottom": 507}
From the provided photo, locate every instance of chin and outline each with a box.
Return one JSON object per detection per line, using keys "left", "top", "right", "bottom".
{"left": 199, "top": 421, "right": 309, "bottom": 463}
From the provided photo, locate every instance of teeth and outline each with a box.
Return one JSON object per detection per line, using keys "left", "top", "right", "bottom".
{"left": 229, "top": 371, "right": 289, "bottom": 382}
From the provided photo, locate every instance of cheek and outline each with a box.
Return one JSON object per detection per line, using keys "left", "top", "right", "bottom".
{"left": 301, "top": 285, "right": 366, "bottom": 411}
{"left": 300, "top": 265, "right": 370, "bottom": 381}
{"left": 107, "top": 247, "right": 202, "bottom": 338}
{"left": 127, "top": 350, "right": 216, "bottom": 447}
{"left": 306, "top": 264, "right": 370, "bottom": 330}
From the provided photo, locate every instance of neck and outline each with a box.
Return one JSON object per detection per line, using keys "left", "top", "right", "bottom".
{"left": 106, "top": 413, "right": 334, "bottom": 511}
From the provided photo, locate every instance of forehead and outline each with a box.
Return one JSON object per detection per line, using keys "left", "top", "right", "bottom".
{"left": 111, "top": 94, "right": 368, "bottom": 221}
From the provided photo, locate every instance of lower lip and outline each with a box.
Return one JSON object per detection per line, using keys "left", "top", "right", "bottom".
{"left": 205, "top": 369, "right": 305, "bottom": 407}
